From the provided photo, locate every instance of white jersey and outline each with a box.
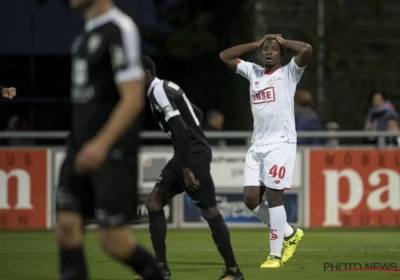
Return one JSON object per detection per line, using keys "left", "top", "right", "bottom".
{"left": 236, "top": 57, "right": 306, "bottom": 145}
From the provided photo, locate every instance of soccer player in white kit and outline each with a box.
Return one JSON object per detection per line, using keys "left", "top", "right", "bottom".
{"left": 219, "top": 34, "right": 312, "bottom": 268}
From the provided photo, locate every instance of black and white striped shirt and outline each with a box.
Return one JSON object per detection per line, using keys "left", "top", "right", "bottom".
{"left": 69, "top": 7, "right": 143, "bottom": 152}
{"left": 147, "top": 78, "right": 210, "bottom": 167}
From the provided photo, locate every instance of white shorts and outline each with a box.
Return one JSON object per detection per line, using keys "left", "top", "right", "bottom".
{"left": 244, "top": 142, "right": 296, "bottom": 190}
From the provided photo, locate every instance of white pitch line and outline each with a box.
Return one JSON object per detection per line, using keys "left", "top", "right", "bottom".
{"left": 0, "top": 248, "right": 399, "bottom": 253}
{"left": 168, "top": 248, "right": 400, "bottom": 252}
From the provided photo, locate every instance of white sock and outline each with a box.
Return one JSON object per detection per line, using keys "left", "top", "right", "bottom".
{"left": 284, "top": 224, "right": 294, "bottom": 238}
{"left": 269, "top": 205, "right": 287, "bottom": 258}
{"left": 251, "top": 200, "right": 270, "bottom": 225}
{"left": 252, "top": 201, "right": 294, "bottom": 238}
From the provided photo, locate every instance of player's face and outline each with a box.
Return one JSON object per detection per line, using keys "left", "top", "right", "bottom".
{"left": 69, "top": 0, "right": 95, "bottom": 10}
{"left": 209, "top": 114, "right": 224, "bottom": 130}
{"left": 371, "top": 93, "right": 384, "bottom": 108}
{"left": 261, "top": 39, "right": 281, "bottom": 66}
{"left": 144, "top": 70, "right": 152, "bottom": 90}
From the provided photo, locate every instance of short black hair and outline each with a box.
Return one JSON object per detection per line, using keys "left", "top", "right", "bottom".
{"left": 141, "top": 55, "right": 156, "bottom": 76}
{"left": 207, "top": 109, "right": 223, "bottom": 121}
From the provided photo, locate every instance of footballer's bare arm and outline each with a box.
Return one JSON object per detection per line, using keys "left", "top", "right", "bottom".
{"left": 273, "top": 35, "right": 312, "bottom": 67}
{"left": 219, "top": 36, "right": 269, "bottom": 71}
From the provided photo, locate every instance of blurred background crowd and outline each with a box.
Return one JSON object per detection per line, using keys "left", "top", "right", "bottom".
{"left": 0, "top": 0, "right": 399, "bottom": 147}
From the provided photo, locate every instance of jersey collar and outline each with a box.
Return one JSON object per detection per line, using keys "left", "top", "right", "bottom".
{"left": 264, "top": 66, "right": 282, "bottom": 75}
{"left": 85, "top": 7, "right": 118, "bottom": 33}
{"left": 147, "top": 77, "right": 161, "bottom": 96}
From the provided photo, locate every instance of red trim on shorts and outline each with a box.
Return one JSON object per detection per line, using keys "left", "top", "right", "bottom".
{"left": 284, "top": 187, "right": 291, "bottom": 190}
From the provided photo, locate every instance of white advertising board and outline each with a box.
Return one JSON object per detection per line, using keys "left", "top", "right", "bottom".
{"left": 140, "top": 150, "right": 302, "bottom": 189}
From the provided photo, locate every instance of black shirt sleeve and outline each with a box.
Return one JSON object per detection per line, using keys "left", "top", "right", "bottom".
{"left": 152, "top": 84, "right": 191, "bottom": 168}
{"left": 167, "top": 116, "right": 191, "bottom": 168}
{"left": 108, "top": 20, "right": 144, "bottom": 85}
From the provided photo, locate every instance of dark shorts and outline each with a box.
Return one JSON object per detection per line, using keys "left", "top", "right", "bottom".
{"left": 56, "top": 151, "right": 138, "bottom": 227}
{"left": 156, "top": 151, "right": 216, "bottom": 209}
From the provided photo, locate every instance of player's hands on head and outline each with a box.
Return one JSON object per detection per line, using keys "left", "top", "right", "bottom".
{"left": 265, "top": 34, "right": 284, "bottom": 43}
{"left": 75, "top": 138, "right": 109, "bottom": 175}
{"left": 183, "top": 168, "right": 200, "bottom": 191}
{"left": 274, "top": 34, "right": 284, "bottom": 44}
{"left": 2, "top": 87, "right": 16, "bottom": 99}
{"left": 256, "top": 35, "right": 269, "bottom": 48}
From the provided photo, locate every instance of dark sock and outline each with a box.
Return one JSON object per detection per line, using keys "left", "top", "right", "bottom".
{"left": 124, "top": 244, "right": 164, "bottom": 280}
{"left": 149, "top": 210, "right": 167, "bottom": 265}
{"left": 207, "top": 215, "right": 239, "bottom": 271}
{"left": 59, "top": 246, "right": 88, "bottom": 280}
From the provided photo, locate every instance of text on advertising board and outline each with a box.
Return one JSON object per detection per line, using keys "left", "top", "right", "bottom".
{"left": 0, "top": 150, "right": 48, "bottom": 229}
{"left": 309, "top": 150, "right": 400, "bottom": 227}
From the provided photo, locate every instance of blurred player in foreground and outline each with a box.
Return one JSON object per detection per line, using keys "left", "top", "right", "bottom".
{"left": 1, "top": 85, "right": 16, "bottom": 99}
{"left": 220, "top": 34, "right": 312, "bottom": 268}
{"left": 55, "top": 1, "right": 163, "bottom": 279}
{"left": 139, "top": 55, "right": 244, "bottom": 280}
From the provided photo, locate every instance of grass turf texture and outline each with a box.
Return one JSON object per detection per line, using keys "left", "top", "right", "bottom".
{"left": 0, "top": 228, "right": 399, "bottom": 280}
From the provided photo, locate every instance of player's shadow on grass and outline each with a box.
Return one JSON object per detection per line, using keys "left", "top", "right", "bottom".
{"left": 170, "top": 260, "right": 221, "bottom": 267}
{"left": 170, "top": 260, "right": 254, "bottom": 269}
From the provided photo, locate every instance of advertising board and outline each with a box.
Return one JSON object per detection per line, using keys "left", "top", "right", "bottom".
{"left": 181, "top": 192, "right": 300, "bottom": 228}
{"left": 308, "top": 150, "right": 400, "bottom": 227}
{"left": 0, "top": 149, "right": 49, "bottom": 229}
{"left": 140, "top": 150, "right": 303, "bottom": 189}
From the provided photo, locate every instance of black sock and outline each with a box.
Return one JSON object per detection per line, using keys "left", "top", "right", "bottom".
{"left": 149, "top": 210, "right": 167, "bottom": 265}
{"left": 207, "top": 215, "right": 239, "bottom": 270}
{"left": 124, "top": 244, "right": 164, "bottom": 280}
{"left": 59, "top": 246, "right": 88, "bottom": 280}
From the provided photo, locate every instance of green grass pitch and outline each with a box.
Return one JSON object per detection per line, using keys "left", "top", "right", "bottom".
{"left": 0, "top": 228, "right": 399, "bottom": 280}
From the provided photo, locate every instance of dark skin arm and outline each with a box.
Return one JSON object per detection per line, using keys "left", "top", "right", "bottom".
{"left": 170, "top": 120, "right": 200, "bottom": 191}
{"left": 270, "top": 35, "right": 312, "bottom": 67}
{"left": 219, "top": 35, "right": 269, "bottom": 71}
{"left": 165, "top": 115, "right": 200, "bottom": 191}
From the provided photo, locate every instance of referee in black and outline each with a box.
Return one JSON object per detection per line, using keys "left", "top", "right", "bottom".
{"left": 56, "top": 1, "right": 163, "bottom": 280}
{"left": 140, "top": 55, "right": 244, "bottom": 280}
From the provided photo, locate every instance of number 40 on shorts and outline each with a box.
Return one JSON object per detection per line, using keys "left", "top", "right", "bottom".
{"left": 269, "top": 165, "right": 286, "bottom": 179}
